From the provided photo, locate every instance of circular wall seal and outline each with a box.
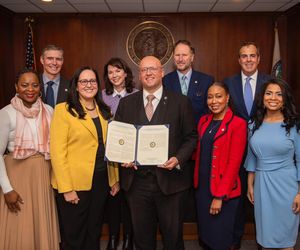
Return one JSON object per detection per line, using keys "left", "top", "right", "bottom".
{"left": 126, "top": 21, "right": 174, "bottom": 66}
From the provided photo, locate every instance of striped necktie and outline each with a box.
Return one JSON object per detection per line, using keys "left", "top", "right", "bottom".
{"left": 145, "top": 95, "right": 155, "bottom": 121}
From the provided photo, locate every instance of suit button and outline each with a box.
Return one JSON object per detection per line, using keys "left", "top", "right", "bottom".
{"left": 212, "top": 155, "right": 216, "bottom": 159}
{"left": 212, "top": 165, "right": 216, "bottom": 168}
{"left": 211, "top": 175, "right": 215, "bottom": 178}
{"left": 213, "top": 146, "right": 218, "bottom": 149}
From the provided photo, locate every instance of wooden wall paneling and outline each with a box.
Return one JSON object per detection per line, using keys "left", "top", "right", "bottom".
{"left": 0, "top": 7, "right": 14, "bottom": 108}
{"left": 186, "top": 14, "right": 219, "bottom": 80}
{"left": 286, "top": 4, "right": 300, "bottom": 109}
{"left": 33, "top": 15, "right": 83, "bottom": 79}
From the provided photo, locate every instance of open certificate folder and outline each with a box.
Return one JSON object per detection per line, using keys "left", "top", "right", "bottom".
{"left": 105, "top": 121, "right": 169, "bottom": 165}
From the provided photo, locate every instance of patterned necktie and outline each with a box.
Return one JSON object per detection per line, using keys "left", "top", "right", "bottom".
{"left": 46, "top": 81, "right": 55, "bottom": 108}
{"left": 244, "top": 77, "right": 253, "bottom": 115}
{"left": 181, "top": 75, "right": 188, "bottom": 96}
{"left": 145, "top": 95, "right": 155, "bottom": 121}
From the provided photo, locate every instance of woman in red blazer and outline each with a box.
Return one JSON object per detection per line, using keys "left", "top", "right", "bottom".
{"left": 194, "top": 82, "right": 247, "bottom": 250}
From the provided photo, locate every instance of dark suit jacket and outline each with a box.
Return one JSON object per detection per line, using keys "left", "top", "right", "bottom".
{"left": 163, "top": 70, "right": 214, "bottom": 123}
{"left": 224, "top": 72, "right": 271, "bottom": 121}
{"left": 40, "top": 74, "right": 69, "bottom": 105}
{"left": 114, "top": 88, "right": 198, "bottom": 195}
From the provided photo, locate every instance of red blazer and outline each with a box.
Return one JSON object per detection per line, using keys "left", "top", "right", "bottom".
{"left": 194, "top": 108, "right": 247, "bottom": 200}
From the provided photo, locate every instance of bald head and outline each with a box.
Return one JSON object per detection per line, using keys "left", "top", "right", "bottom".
{"left": 139, "top": 56, "right": 164, "bottom": 93}
{"left": 140, "top": 56, "right": 162, "bottom": 68}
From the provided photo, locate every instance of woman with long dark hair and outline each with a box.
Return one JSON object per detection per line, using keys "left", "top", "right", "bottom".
{"left": 102, "top": 58, "right": 138, "bottom": 250}
{"left": 50, "top": 66, "right": 119, "bottom": 250}
{"left": 246, "top": 78, "right": 300, "bottom": 249}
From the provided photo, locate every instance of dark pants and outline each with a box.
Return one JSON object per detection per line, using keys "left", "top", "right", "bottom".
{"left": 56, "top": 170, "right": 109, "bottom": 250}
{"left": 106, "top": 189, "right": 132, "bottom": 237}
{"left": 125, "top": 173, "right": 187, "bottom": 250}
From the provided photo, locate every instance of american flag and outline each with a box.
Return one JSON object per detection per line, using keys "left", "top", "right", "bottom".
{"left": 25, "top": 23, "right": 36, "bottom": 70}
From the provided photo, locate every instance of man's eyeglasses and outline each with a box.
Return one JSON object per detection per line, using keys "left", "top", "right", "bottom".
{"left": 140, "top": 67, "right": 161, "bottom": 74}
{"left": 78, "top": 79, "right": 97, "bottom": 86}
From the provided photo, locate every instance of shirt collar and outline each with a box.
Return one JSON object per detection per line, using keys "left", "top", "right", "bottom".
{"left": 241, "top": 70, "right": 258, "bottom": 82}
{"left": 177, "top": 68, "right": 192, "bottom": 80}
{"left": 43, "top": 74, "right": 60, "bottom": 86}
{"left": 143, "top": 85, "right": 163, "bottom": 102}
{"left": 112, "top": 88, "right": 126, "bottom": 98}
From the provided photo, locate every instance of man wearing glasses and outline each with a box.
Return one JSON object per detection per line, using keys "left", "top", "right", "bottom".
{"left": 40, "top": 44, "right": 69, "bottom": 107}
{"left": 115, "top": 56, "right": 197, "bottom": 250}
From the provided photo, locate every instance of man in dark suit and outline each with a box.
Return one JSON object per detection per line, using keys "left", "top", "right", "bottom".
{"left": 224, "top": 42, "right": 271, "bottom": 250}
{"left": 40, "top": 45, "right": 69, "bottom": 250}
{"left": 163, "top": 40, "right": 214, "bottom": 123}
{"left": 115, "top": 56, "right": 198, "bottom": 250}
{"left": 39, "top": 44, "right": 69, "bottom": 107}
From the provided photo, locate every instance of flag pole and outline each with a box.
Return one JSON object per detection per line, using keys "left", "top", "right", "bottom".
{"left": 24, "top": 16, "right": 36, "bottom": 70}
{"left": 271, "top": 20, "right": 282, "bottom": 79}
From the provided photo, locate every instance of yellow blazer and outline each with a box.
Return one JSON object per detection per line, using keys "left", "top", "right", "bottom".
{"left": 50, "top": 102, "right": 119, "bottom": 193}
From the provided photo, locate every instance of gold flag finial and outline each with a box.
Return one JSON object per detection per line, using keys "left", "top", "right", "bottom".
{"left": 25, "top": 16, "right": 34, "bottom": 24}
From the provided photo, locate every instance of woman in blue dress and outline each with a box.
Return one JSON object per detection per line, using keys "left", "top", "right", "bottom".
{"left": 246, "top": 78, "right": 300, "bottom": 249}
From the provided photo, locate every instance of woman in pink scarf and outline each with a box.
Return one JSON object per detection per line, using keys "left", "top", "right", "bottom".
{"left": 0, "top": 68, "right": 60, "bottom": 250}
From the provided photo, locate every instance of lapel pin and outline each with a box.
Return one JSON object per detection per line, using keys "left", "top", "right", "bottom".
{"left": 163, "top": 96, "right": 168, "bottom": 104}
{"left": 65, "top": 89, "right": 68, "bottom": 92}
{"left": 194, "top": 80, "right": 198, "bottom": 84}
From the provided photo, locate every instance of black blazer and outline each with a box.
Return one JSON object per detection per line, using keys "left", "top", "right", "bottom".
{"left": 40, "top": 74, "right": 69, "bottom": 105}
{"left": 224, "top": 72, "right": 271, "bottom": 121}
{"left": 163, "top": 70, "right": 214, "bottom": 123}
{"left": 114, "top": 88, "right": 198, "bottom": 195}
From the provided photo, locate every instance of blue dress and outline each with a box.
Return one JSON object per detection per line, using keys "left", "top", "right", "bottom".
{"left": 245, "top": 122, "right": 300, "bottom": 248}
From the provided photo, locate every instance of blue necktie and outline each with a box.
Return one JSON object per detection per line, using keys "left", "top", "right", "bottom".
{"left": 46, "top": 81, "right": 55, "bottom": 108}
{"left": 181, "top": 75, "right": 188, "bottom": 96}
{"left": 244, "top": 77, "right": 253, "bottom": 115}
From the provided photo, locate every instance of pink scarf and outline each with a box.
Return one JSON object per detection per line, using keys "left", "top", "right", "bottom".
{"left": 11, "top": 95, "right": 52, "bottom": 160}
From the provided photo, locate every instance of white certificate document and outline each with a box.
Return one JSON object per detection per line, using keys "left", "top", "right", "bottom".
{"left": 105, "top": 121, "right": 137, "bottom": 163}
{"left": 105, "top": 121, "right": 169, "bottom": 165}
{"left": 136, "top": 125, "right": 169, "bottom": 165}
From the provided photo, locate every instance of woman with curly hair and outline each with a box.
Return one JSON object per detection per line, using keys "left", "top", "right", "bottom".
{"left": 246, "top": 78, "right": 300, "bottom": 249}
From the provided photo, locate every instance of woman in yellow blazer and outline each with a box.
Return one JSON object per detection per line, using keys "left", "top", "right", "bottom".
{"left": 50, "top": 66, "right": 119, "bottom": 250}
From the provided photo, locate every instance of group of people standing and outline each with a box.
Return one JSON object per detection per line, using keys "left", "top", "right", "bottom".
{"left": 0, "top": 39, "right": 299, "bottom": 250}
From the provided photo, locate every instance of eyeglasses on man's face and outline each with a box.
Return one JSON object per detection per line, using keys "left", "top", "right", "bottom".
{"left": 140, "top": 67, "right": 161, "bottom": 74}
{"left": 78, "top": 79, "right": 98, "bottom": 86}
